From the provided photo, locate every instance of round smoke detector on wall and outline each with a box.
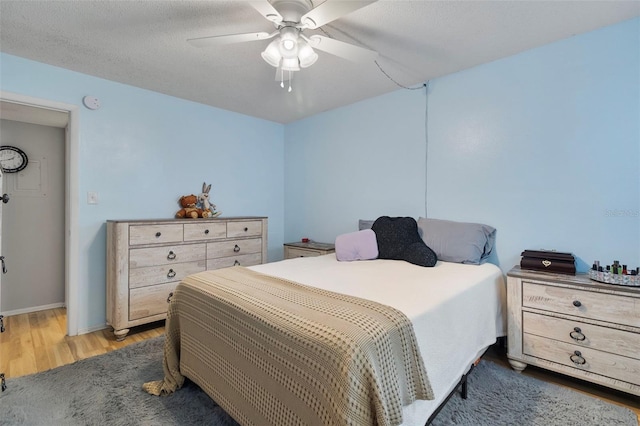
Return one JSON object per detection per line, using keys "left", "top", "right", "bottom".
{"left": 82, "top": 96, "right": 101, "bottom": 110}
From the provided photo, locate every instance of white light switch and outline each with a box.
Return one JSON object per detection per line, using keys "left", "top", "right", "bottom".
{"left": 87, "top": 191, "right": 99, "bottom": 204}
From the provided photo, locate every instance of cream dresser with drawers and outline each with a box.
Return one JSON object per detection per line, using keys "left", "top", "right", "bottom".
{"left": 507, "top": 266, "right": 640, "bottom": 395}
{"left": 106, "top": 217, "right": 267, "bottom": 340}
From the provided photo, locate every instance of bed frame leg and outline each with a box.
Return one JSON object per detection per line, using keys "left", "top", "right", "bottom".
{"left": 460, "top": 362, "right": 476, "bottom": 400}
{"left": 424, "top": 362, "right": 477, "bottom": 425}
{"left": 461, "top": 374, "right": 469, "bottom": 399}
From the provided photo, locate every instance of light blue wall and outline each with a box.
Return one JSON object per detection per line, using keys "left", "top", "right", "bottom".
{"left": 1, "top": 54, "right": 285, "bottom": 332}
{"left": 1, "top": 17, "right": 638, "bottom": 333}
{"left": 285, "top": 88, "right": 428, "bottom": 241}
{"left": 284, "top": 18, "right": 640, "bottom": 273}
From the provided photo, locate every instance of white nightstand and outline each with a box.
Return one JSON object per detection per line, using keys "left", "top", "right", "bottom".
{"left": 506, "top": 265, "right": 640, "bottom": 396}
{"left": 283, "top": 241, "right": 335, "bottom": 259}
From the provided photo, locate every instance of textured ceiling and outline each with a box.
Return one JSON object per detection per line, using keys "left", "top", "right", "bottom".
{"left": 1, "top": 1, "right": 638, "bottom": 123}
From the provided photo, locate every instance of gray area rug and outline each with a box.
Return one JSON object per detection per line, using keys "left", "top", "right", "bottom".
{"left": 0, "top": 336, "right": 636, "bottom": 426}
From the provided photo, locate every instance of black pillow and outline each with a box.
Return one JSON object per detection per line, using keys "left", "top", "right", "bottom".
{"left": 371, "top": 216, "right": 438, "bottom": 267}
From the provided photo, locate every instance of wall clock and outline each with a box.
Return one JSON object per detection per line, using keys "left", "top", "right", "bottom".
{"left": 0, "top": 146, "right": 29, "bottom": 173}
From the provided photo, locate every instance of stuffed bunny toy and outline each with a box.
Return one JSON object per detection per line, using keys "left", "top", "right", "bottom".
{"left": 199, "top": 182, "right": 212, "bottom": 211}
{"left": 198, "top": 182, "right": 221, "bottom": 218}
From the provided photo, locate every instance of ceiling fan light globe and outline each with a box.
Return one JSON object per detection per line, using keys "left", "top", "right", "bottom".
{"left": 280, "top": 45, "right": 299, "bottom": 59}
{"left": 281, "top": 57, "right": 300, "bottom": 71}
{"left": 279, "top": 26, "right": 299, "bottom": 54}
{"left": 261, "top": 51, "right": 281, "bottom": 68}
{"left": 282, "top": 39, "right": 296, "bottom": 51}
{"left": 279, "top": 40, "right": 299, "bottom": 58}
{"left": 261, "top": 39, "right": 282, "bottom": 67}
{"left": 299, "top": 52, "right": 318, "bottom": 68}
{"left": 298, "top": 43, "right": 318, "bottom": 68}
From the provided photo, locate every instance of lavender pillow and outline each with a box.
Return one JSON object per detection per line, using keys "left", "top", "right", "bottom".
{"left": 335, "top": 229, "right": 379, "bottom": 261}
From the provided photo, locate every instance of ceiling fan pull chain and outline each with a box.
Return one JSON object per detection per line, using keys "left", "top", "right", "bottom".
{"left": 288, "top": 70, "right": 292, "bottom": 93}
{"left": 280, "top": 66, "right": 285, "bottom": 88}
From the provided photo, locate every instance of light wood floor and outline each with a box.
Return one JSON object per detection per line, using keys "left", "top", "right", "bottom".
{"left": 0, "top": 307, "right": 163, "bottom": 379}
{"left": 1, "top": 308, "right": 638, "bottom": 424}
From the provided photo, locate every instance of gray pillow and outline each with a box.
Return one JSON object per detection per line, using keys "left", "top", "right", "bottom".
{"left": 358, "top": 219, "right": 375, "bottom": 230}
{"left": 417, "top": 217, "right": 496, "bottom": 265}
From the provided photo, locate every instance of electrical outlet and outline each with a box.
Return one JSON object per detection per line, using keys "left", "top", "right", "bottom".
{"left": 87, "top": 191, "right": 99, "bottom": 204}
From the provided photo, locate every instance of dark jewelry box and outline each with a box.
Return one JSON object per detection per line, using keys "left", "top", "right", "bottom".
{"left": 520, "top": 249, "right": 576, "bottom": 275}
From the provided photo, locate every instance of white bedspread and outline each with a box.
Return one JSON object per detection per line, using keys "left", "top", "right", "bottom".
{"left": 250, "top": 255, "right": 506, "bottom": 425}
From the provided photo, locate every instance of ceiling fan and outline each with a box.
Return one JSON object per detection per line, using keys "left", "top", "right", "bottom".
{"left": 187, "top": 0, "right": 378, "bottom": 90}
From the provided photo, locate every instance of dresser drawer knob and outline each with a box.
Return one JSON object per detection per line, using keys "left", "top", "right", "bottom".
{"left": 233, "top": 244, "right": 240, "bottom": 253}
{"left": 244, "top": 227, "right": 248, "bottom": 232}
{"left": 204, "top": 229, "right": 209, "bottom": 235}
{"left": 167, "top": 251, "right": 176, "bottom": 260}
{"left": 572, "top": 300, "right": 582, "bottom": 307}
{"left": 234, "top": 260, "right": 240, "bottom": 266}
{"left": 167, "top": 269, "right": 176, "bottom": 279}
{"left": 167, "top": 292, "right": 174, "bottom": 303}
{"left": 570, "top": 350, "right": 586, "bottom": 365}
{"left": 155, "top": 232, "right": 162, "bottom": 238}
{"left": 569, "top": 327, "right": 586, "bottom": 341}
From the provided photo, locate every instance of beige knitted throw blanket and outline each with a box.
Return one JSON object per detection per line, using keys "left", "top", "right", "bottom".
{"left": 143, "top": 266, "right": 433, "bottom": 426}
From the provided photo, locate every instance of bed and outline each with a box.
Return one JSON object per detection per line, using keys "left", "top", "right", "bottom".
{"left": 144, "top": 216, "right": 506, "bottom": 425}
{"left": 143, "top": 252, "right": 506, "bottom": 425}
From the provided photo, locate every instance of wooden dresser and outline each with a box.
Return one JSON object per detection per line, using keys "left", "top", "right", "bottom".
{"left": 106, "top": 217, "right": 268, "bottom": 340}
{"left": 507, "top": 266, "right": 640, "bottom": 395}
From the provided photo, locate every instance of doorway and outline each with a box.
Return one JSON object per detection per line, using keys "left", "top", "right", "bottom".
{"left": 0, "top": 92, "right": 79, "bottom": 336}
{"left": 1, "top": 120, "right": 66, "bottom": 315}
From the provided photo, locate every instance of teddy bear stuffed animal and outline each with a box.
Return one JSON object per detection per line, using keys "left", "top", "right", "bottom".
{"left": 175, "top": 194, "right": 202, "bottom": 219}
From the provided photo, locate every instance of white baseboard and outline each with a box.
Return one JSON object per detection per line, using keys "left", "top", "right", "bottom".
{"left": 77, "top": 323, "right": 110, "bottom": 336}
{"left": 1, "top": 304, "right": 110, "bottom": 336}
{"left": 1, "top": 302, "right": 65, "bottom": 317}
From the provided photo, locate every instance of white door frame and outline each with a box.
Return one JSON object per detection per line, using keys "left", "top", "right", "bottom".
{"left": 0, "top": 168, "right": 3, "bottom": 316}
{"left": 0, "top": 91, "right": 79, "bottom": 336}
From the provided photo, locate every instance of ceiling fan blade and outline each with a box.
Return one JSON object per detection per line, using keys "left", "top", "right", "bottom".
{"left": 308, "top": 35, "right": 377, "bottom": 62}
{"left": 301, "top": 0, "right": 377, "bottom": 29}
{"left": 249, "top": 1, "right": 283, "bottom": 23}
{"left": 187, "top": 32, "right": 274, "bottom": 48}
